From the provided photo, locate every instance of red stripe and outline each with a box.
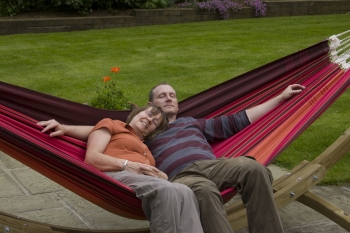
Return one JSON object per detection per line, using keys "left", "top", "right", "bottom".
{"left": 0, "top": 105, "right": 145, "bottom": 219}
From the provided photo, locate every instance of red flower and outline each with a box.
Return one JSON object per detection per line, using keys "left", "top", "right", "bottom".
{"left": 103, "top": 76, "right": 111, "bottom": 82}
{"left": 110, "top": 67, "right": 120, "bottom": 73}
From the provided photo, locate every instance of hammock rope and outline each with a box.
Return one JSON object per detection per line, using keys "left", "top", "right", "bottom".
{"left": 0, "top": 31, "right": 349, "bottom": 219}
{"left": 330, "top": 30, "right": 350, "bottom": 69}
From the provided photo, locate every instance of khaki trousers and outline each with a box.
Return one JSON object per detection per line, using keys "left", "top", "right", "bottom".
{"left": 170, "top": 157, "right": 284, "bottom": 233}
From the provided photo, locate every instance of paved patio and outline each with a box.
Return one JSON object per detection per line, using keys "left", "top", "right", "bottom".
{"left": 1, "top": 150, "right": 349, "bottom": 232}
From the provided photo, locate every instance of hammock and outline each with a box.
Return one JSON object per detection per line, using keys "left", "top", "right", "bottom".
{"left": 0, "top": 31, "right": 349, "bottom": 221}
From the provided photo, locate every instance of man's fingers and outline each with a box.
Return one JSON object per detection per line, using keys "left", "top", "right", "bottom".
{"left": 290, "top": 84, "right": 305, "bottom": 91}
{"left": 290, "top": 84, "right": 305, "bottom": 95}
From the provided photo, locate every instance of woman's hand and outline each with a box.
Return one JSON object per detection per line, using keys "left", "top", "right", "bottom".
{"left": 37, "top": 119, "right": 66, "bottom": 137}
{"left": 37, "top": 119, "right": 93, "bottom": 140}
{"left": 126, "top": 161, "right": 168, "bottom": 180}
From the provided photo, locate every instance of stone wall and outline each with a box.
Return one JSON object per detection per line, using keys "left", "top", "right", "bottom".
{"left": 0, "top": 1, "right": 349, "bottom": 35}
{"left": 266, "top": 0, "right": 350, "bottom": 17}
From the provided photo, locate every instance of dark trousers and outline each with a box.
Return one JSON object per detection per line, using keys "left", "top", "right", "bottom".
{"left": 171, "top": 157, "right": 284, "bottom": 233}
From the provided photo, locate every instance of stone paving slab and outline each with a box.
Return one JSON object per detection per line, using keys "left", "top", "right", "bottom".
{"left": 12, "top": 168, "right": 65, "bottom": 194}
{"left": 0, "top": 193, "right": 61, "bottom": 213}
{"left": 1, "top": 151, "right": 350, "bottom": 232}
{"left": 0, "top": 169, "right": 24, "bottom": 197}
{"left": 285, "top": 219, "right": 348, "bottom": 233}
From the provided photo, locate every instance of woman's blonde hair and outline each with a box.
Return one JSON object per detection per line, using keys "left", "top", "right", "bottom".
{"left": 126, "top": 105, "right": 168, "bottom": 140}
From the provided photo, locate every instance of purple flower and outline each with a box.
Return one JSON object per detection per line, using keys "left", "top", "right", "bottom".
{"left": 180, "top": 0, "right": 266, "bottom": 19}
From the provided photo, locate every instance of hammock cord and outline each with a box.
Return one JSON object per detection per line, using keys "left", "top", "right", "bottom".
{"left": 336, "top": 29, "right": 350, "bottom": 37}
{"left": 330, "top": 30, "right": 350, "bottom": 70}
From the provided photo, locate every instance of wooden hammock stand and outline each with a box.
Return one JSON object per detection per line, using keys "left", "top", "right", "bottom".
{"left": 227, "top": 126, "right": 350, "bottom": 232}
{"left": 0, "top": 126, "right": 350, "bottom": 233}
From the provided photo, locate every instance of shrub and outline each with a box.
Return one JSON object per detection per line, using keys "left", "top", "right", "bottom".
{"left": 121, "top": 0, "right": 169, "bottom": 9}
{"left": 90, "top": 67, "right": 131, "bottom": 110}
{"left": 142, "top": 0, "right": 169, "bottom": 9}
{"left": 244, "top": 0, "right": 266, "bottom": 17}
{"left": 197, "top": 0, "right": 242, "bottom": 20}
{"left": 0, "top": 0, "right": 28, "bottom": 16}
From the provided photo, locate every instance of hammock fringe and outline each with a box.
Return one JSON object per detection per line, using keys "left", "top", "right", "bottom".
{"left": 330, "top": 30, "right": 350, "bottom": 70}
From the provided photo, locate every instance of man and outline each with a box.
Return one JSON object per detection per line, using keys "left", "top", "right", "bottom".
{"left": 39, "top": 83, "right": 305, "bottom": 233}
{"left": 145, "top": 82, "right": 305, "bottom": 233}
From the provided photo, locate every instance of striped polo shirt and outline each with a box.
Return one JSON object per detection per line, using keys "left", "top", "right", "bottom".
{"left": 146, "top": 110, "right": 251, "bottom": 179}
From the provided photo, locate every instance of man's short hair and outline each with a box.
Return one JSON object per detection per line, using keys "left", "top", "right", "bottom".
{"left": 148, "top": 82, "right": 171, "bottom": 102}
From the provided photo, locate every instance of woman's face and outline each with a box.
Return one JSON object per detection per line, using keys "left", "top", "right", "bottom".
{"left": 129, "top": 108, "right": 163, "bottom": 140}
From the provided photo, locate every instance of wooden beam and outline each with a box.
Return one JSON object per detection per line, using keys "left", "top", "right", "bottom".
{"left": 0, "top": 210, "right": 150, "bottom": 233}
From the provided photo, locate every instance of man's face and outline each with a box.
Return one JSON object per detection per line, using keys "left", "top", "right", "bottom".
{"left": 150, "top": 85, "right": 179, "bottom": 118}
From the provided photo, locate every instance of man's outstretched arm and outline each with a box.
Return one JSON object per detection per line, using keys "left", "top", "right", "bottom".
{"left": 246, "top": 84, "right": 305, "bottom": 123}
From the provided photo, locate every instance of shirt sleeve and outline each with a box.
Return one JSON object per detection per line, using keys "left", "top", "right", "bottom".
{"left": 202, "top": 110, "right": 251, "bottom": 142}
{"left": 92, "top": 118, "right": 128, "bottom": 136}
{"left": 91, "top": 118, "right": 114, "bottom": 134}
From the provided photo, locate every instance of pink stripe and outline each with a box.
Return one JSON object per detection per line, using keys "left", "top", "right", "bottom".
{"left": 0, "top": 104, "right": 146, "bottom": 218}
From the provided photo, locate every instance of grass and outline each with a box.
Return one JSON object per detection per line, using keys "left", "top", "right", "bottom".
{"left": 0, "top": 14, "right": 349, "bottom": 185}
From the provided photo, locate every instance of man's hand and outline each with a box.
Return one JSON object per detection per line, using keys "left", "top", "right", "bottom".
{"left": 125, "top": 162, "right": 168, "bottom": 180}
{"left": 280, "top": 84, "right": 306, "bottom": 101}
{"left": 37, "top": 119, "right": 66, "bottom": 137}
{"left": 247, "top": 84, "right": 306, "bottom": 123}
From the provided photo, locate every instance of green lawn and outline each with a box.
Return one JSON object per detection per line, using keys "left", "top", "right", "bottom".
{"left": 0, "top": 14, "right": 349, "bottom": 185}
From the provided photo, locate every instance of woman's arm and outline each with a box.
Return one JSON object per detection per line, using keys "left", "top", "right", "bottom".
{"left": 86, "top": 128, "right": 168, "bottom": 179}
{"left": 85, "top": 128, "right": 125, "bottom": 171}
{"left": 37, "top": 119, "right": 93, "bottom": 140}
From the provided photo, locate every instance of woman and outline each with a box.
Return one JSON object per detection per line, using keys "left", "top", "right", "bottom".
{"left": 85, "top": 106, "right": 169, "bottom": 179}
{"left": 38, "top": 106, "right": 203, "bottom": 233}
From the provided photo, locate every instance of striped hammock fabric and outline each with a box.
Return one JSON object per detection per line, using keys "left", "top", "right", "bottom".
{"left": 1, "top": 31, "right": 349, "bottom": 219}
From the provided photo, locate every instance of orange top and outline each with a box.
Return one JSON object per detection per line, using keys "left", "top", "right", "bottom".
{"left": 92, "top": 118, "right": 156, "bottom": 166}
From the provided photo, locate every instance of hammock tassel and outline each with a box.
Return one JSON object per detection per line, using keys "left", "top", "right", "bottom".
{"left": 330, "top": 30, "right": 350, "bottom": 70}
